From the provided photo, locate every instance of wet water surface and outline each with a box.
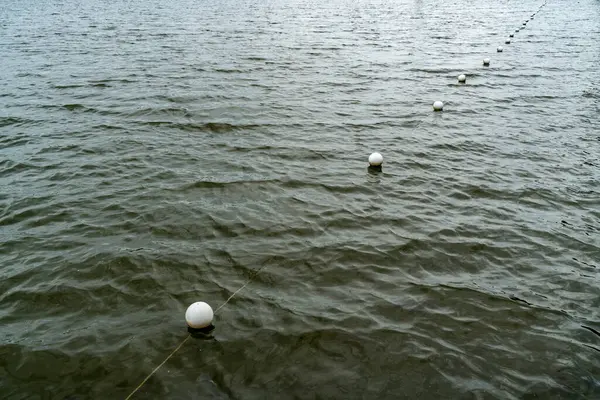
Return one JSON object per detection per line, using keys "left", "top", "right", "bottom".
{"left": 1, "top": 0, "right": 599, "bottom": 398}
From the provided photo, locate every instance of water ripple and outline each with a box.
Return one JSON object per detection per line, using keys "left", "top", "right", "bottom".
{"left": 1, "top": 0, "right": 600, "bottom": 398}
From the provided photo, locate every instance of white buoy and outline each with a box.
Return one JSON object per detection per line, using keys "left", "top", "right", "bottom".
{"left": 458, "top": 74, "right": 466, "bottom": 83}
{"left": 368, "top": 152, "right": 383, "bottom": 167}
{"left": 185, "top": 302, "right": 214, "bottom": 329}
{"left": 505, "top": 39, "right": 511, "bottom": 44}
{"left": 483, "top": 58, "right": 490, "bottom": 66}
{"left": 516, "top": 29, "right": 520, "bottom": 32}
{"left": 509, "top": 33, "right": 514, "bottom": 37}
{"left": 433, "top": 100, "right": 444, "bottom": 111}
{"left": 497, "top": 46, "right": 503, "bottom": 52}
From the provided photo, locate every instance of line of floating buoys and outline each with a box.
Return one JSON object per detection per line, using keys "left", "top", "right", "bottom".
{"left": 186, "top": 0, "right": 550, "bottom": 341}
{"left": 126, "top": 6, "right": 556, "bottom": 399}
{"left": 129, "top": 3, "right": 557, "bottom": 400}
{"left": 366, "top": 1, "right": 549, "bottom": 169}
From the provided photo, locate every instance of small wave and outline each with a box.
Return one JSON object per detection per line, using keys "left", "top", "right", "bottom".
{"left": 213, "top": 68, "right": 246, "bottom": 73}
{"left": 0, "top": 117, "right": 35, "bottom": 128}
{"left": 134, "top": 121, "right": 263, "bottom": 133}
{"left": 175, "top": 178, "right": 278, "bottom": 191}
{"left": 0, "top": 197, "right": 61, "bottom": 228}
{"left": 126, "top": 107, "right": 191, "bottom": 118}
{"left": 0, "top": 160, "right": 37, "bottom": 178}
{"left": 61, "top": 104, "right": 94, "bottom": 112}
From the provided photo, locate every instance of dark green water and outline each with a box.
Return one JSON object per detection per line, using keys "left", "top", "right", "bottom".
{"left": 1, "top": 0, "right": 599, "bottom": 398}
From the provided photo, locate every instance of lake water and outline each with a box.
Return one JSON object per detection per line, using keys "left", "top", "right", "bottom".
{"left": 1, "top": 0, "right": 599, "bottom": 398}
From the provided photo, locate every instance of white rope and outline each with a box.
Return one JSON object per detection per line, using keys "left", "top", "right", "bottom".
{"left": 124, "top": 3, "right": 550, "bottom": 397}
{"left": 124, "top": 263, "right": 268, "bottom": 399}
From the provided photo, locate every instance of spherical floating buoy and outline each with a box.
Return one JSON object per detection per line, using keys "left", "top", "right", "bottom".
{"left": 368, "top": 152, "right": 383, "bottom": 167}
{"left": 516, "top": 28, "right": 520, "bottom": 32}
{"left": 433, "top": 100, "right": 444, "bottom": 111}
{"left": 505, "top": 39, "right": 511, "bottom": 44}
{"left": 185, "top": 302, "right": 214, "bottom": 329}
{"left": 483, "top": 58, "right": 490, "bottom": 66}
{"left": 509, "top": 33, "right": 514, "bottom": 37}
{"left": 497, "top": 46, "right": 503, "bottom": 52}
{"left": 458, "top": 74, "right": 466, "bottom": 83}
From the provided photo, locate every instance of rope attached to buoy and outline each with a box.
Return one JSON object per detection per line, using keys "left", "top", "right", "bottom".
{"left": 126, "top": 2, "right": 550, "bottom": 398}
{"left": 124, "top": 262, "right": 269, "bottom": 400}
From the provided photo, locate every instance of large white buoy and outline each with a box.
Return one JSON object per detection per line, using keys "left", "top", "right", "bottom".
{"left": 509, "top": 33, "right": 514, "bottom": 37}
{"left": 433, "top": 100, "right": 444, "bottom": 111}
{"left": 185, "top": 302, "right": 214, "bottom": 329}
{"left": 368, "top": 152, "right": 383, "bottom": 167}
{"left": 483, "top": 58, "right": 490, "bottom": 66}
{"left": 505, "top": 39, "right": 511, "bottom": 44}
{"left": 497, "top": 46, "right": 503, "bottom": 52}
{"left": 458, "top": 74, "right": 466, "bottom": 83}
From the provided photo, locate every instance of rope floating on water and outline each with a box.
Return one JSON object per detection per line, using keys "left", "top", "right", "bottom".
{"left": 124, "top": 336, "right": 191, "bottom": 400}
{"left": 124, "top": 262, "right": 269, "bottom": 400}
{"left": 125, "top": 2, "right": 550, "bottom": 398}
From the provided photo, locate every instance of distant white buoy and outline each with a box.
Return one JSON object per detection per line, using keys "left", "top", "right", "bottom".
{"left": 368, "top": 152, "right": 383, "bottom": 167}
{"left": 433, "top": 100, "right": 444, "bottom": 111}
{"left": 369, "top": 153, "right": 383, "bottom": 167}
{"left": 483, "top": 58, "right": 490, "bottom": 66}
{"left": 505, "top": 39, "right": 511, "bottom": 44}
{"left": 185, "top": 302, "right": 214, "bottom": 329}
{"left": 516, "top": 29, "right": 520, "bottom": 32}
{"left": 458, "top": 74, "right": 466, "bottom": 83}
{"left": 497, "top": 46, "right": 503, "bottom": 52}
{"left": 509, "top": 33, "right": 514, "bottom": 37}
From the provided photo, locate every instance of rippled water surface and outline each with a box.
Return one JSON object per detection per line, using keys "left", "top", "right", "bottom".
{"left": 1, "top": 0, "right": 600, "bottom": 398}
